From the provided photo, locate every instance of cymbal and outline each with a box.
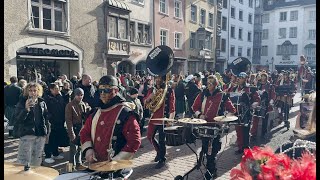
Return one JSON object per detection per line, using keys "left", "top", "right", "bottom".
{"left": 214, "top": 115, "right": 238, "bottom": 122}
{"left": 178, "top": 118, "right": 207, "bottom": 124}
{"left": 89, "top": 160, "right": 133, "bottom": 172}
{"left": 149, "top": 118, "right": 176, "bottom": 122}
{"left": 4, "top": 162, "right": 59, "bottom": 180}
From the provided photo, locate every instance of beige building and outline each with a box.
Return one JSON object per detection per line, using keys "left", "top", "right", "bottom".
{"left": 4, "top": 0, "right": 125, "bottom": 82}
{"left": 184, "top": 0, "right": 217, "bottom": 74}
{"left": 117, "top": 0, "right": 154, "bottom": 75}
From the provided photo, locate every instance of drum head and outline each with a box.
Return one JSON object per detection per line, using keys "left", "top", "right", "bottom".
{"left": 164, "top": 126, "right": 183, "bottom": 130}
{"left": 54, "top": 172, "right": 91, "bottom": 180}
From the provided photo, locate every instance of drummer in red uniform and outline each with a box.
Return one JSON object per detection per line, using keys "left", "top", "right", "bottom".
{"left": 230, "top": 72, "right": 261, "bottom": 154}
{"left": 80, "top": 75, "right": 141, "bottom": 164}
{"left": 192, "top": 75, "right": 236, "bottom": 179}
{"left": 144, "top": 75, "right": 175, "bottom": 169}
{"left": 250, "top": 71, "right": 276, "bottom": 139}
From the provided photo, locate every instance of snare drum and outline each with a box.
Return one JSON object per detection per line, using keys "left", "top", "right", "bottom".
{"left": 194, "top": 126, "right": 221, "bottom": 138}
{"left": 54, "top": 172, "right": 93, "bottom": 180}
{"left": 164, "top": 126, "right": 186, "bottom": 146}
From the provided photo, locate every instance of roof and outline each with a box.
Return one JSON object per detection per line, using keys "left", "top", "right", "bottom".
{"left": 107, "top": 0, "right": 130, "bottom": 11}
{"left": 263, "top": 0, "right": 316, "bottom": 11}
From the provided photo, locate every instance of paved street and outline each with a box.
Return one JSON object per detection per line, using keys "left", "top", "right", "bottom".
{"left": 4, "top": 92, "right": 304, "bottom": 180}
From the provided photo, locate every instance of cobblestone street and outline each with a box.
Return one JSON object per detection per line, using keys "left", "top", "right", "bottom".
{"left": 4, "top": 93, "right": 303, "bottom": 179}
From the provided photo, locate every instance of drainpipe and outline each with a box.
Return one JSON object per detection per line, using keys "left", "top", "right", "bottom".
{"left": 226, "top": 0, "right": 230, "bottom": 70}
{"left": 153, "top": 0, "right": 155, "bottom": 48}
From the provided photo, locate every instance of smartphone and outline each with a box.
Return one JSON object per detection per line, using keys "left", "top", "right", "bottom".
{"left": 28, "top": 96, "right": 35, "bottom": 107}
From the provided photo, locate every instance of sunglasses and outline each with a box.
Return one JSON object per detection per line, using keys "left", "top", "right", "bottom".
{"left": 98, "top": 88, "right": 113, "bottom": 94}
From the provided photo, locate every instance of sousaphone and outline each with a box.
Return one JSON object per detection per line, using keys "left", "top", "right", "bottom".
{"left": 228, "top": 57, "right": 252, "bottom": 76}
{"left": 145, "top": 45, "right": 174, "bottom": 112}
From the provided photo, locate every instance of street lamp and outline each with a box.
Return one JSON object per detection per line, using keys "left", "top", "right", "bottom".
{"left": 271, "top": 57, "right": 274, "bottom": 72}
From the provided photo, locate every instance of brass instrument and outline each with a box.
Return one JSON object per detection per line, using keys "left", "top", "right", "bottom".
{"left": 144, "top": 45, "right": 174, "bottom": 113}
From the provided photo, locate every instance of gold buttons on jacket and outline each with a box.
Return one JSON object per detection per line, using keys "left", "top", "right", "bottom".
{"left": 97, "top": 137, "right": 101, "bottom": 141}
{"left": 112, "top": 136, "right": 117, "bottom": 140}
{"left": 100, "top": 121, "right": 105, "bottom": 125}
{"left": 116, "top": 120, "right": 121, "bottom": 124}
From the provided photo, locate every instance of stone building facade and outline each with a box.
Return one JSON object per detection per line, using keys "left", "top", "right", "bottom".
{"left": 4, "top": 0, "right": 109, "bottom": 82}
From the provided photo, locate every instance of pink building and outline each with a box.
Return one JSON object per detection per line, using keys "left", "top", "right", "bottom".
{"left": 154, "top": 0, "right": 186, "bottom": 75}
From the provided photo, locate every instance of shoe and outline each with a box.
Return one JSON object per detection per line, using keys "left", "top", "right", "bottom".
{"left": 44, "top": 158, "right": 55, "bottom": 164}
{"left": 53, "top": 154, "right": 64, "bottom": 160}
{"left": 75, "top": 164, "right": 87, "bottom": 171}
{"left": 58, "top": 148, "right": 64, "bottom": 153}
{"left": 154, "top": 154, "right": 160, "bottom": 162}
{"left": 235, "top": 149, "right": 244, "bottom": 155}
{"left": 155, "top": 160, "right": 166, "bottom": 169}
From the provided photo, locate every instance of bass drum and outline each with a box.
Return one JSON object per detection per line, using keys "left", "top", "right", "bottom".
{"left": 164, "top": 126, "right": 186, "bottom": 146}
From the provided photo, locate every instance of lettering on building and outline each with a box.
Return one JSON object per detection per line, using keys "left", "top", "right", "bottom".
{"left": 19, "top": 47, "right": 77, "bottom": 57}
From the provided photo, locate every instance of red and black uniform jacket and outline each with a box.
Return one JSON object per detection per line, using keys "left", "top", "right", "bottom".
{"left": 80, "top": 96, "right": 141, "bottom": 162}
{"left": 191, "top": 88, "right": 236, "bottom": 124}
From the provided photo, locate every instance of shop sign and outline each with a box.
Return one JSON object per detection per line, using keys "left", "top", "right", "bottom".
{"left": 279, "top": 61, "right": 295, "bottom": 64}
{"left": 18, "top": 47, "right": 77, "bottom": 57}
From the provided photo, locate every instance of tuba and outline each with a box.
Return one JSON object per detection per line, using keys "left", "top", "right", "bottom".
{"left": 228, "top": 57, "right": 252, "bottom": 76}
{"left": 144, "top": 45, "right": 174, "bottom": 113}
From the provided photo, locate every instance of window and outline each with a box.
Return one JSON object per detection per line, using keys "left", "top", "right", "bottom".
{"left": 230, "top": 46, "right": 235, "bottom": 56}
{"left": 231, "top": 7, "right": 235, "bottom": 18}
{"left": 223, "top": 0, "right": 227, "bottom": 8}
{"left": 109, "top": 16, "right": 117, "bottom": 38}
{"left": 174, "top": 0, "right": 182, "bottom": 18}
{"left": 249, "top": 0, "right": 253, "bottom": 7}
{"left": 261, "top": 46, "right": 268, "bottom": 56}
{"left": 255, "top": 15, "right": 261, "bottom": 24}
{"left": 276, "top": 44, "right": 298, "bottom": 55}
{"left": 159, "top": 0, "right": 168, "bottom": 14}
{"left": 248, "top": 13, "right": 252, "bottom": 24}
{"left": 137, "top": 23, "right": 143, "bottom": 43}
{"left": 279, "top": 12, "right": 287, "bottom": 21}
{"left": 238, "top": 47, "right": 242, "bottom": 56}
{"left": 129, "top": 22, "right": 135, "bottom": 42}
{"left": 238, "top": 28, "right": 243, "bottom": 40}
{"left": 208, "top": 0, "right": 215, "bottom": 4}
{"left": 279, "top": 28, "right": 286, "bottom": 39}
{"left": 290, "top": 11, "right": 298, "bottom": 21}
{"left": 132, "top": 0, "right": 144, "bottom": 5}
{"left": 118, "top": 18, "right": 127, "bottom": 39}
{"left": 262, "top": 29, "right": 268, "bottom": 40}
{"left": 217, "top": 11, "right": 221, "bottom": 26}
{"left": 268, "top": 0, "right": 273, "bottom": 5}
{"left": 239, "top": 10, "right": 243, "bottom": 21}
{"left": 308, "top": 29, "right": 316, "bottom": 40}
{"left": 191, "top": 5, "right": 197, "bottom": 22}
{"left": 289, "top": 27, "right": 297, "bottom": 38}
{"left": 174, "top": 33, "right": 182, "bottom": 49}
{"left": 248, "top": 31, "right": 252, "bottom": 41}
{"left": 216, "top": 36, "right": 221, "bottom": 50}
{"left": 231, "top": 26, "right": 235, "bottom": 38}
{"left": 222, "top": 17, "right": 227, "bottom": 31}
{"left": 200, "top": 9, "right": 206, "bottom": 25}
{"left": 198, "top": 39, "right": 204, "bottom": 49}
{"left": 262, "top": 14, "right": 269, "bottom": 23}
{"left": 144, "top": 25, "right": 151, "bottom": 44}
{"left": 30, "top": 0, "right": 66, "bottom": 32}
{"left": 255, "top": 0, "right": 260, "bottom": 7}
{"left": 209, "top": 13, "right": 214, "bottom": 27}
{"left": 239, "top": 0, "right": 243, "bottom": 4}
{"left": 309, "top": 11, "right": 316, "bottom": 22}
{"left": 160, "top": 29, "right": 168, "bottom": 45}
{"left": 247, "top": 48, "right": 251, "bottom": 57}
{"left": 221, "top": 38, "right": 226, "bottom": 52}
{"left": 305, "top": 47, "right": 316, "bottom": 62}
{"left": 190, "top": 32, "right": 196, "bottom": 48}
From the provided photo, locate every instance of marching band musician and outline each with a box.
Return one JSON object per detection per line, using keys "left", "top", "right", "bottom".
{"left": 223, "top": 73, "right": 237, "bottom": 92}
{"left": 80, "top": 75, "right": 141, "bottom": 164}
{"left": 250, "top": 71, "right": 276, "bottom": 139}
{"left": 230, "top": 72, "right": 261, "bottom": 154}
{"left": 192, "top": 75, "right": 236, "bottom": 179}
{"left": 144, "top": 75, "right": 175, "bottom": 169}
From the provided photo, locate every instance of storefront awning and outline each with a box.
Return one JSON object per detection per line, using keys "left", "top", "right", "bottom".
{"left": 108, "top": 0, "right": 130, "bottom": 11}
{"left": 17, "top": 55, "right": 78, "bottom": 61}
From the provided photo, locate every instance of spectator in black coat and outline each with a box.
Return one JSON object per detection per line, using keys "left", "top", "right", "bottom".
{"left": 185, "top": 75, "right": 201, "bottom": 117}
{"left": 76, "top": 74, "right": 96, "bottom": 108}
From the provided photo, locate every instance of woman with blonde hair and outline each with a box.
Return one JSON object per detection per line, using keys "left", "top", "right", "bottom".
{"left": 13, "top": 82, "right": 50, "bottom": 166}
